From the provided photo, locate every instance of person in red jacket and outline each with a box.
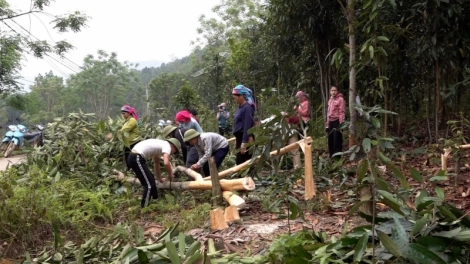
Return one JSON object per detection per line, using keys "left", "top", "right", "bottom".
{"left": 295, "top": 91, "right": 310, "bottom": 133}
{"left": 326, "top": 85, "right": 346, "bottom": 158}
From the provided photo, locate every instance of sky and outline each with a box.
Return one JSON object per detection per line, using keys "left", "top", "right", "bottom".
{"left": 7, "top": 0, "right": 221, "bottom": 87}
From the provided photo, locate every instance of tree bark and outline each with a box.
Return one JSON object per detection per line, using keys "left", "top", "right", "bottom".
{"left": 209, "top": 157, "right": 223, "bottom": 207}
{"left": 347, "top": 0, "right": 357, "bottom": 148}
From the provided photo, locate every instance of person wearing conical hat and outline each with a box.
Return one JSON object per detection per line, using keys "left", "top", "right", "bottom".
{"left": 183, "top": 129, "right": 229, "bottom": 177}
{"left": 128, "top": 138, "right": 181, "bottom": 207}
{"left": 161, "top": 125, "right": 188, "bottom": 164}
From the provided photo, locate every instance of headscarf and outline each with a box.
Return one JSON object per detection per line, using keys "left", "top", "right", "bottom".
{"left": 121, "top": 105, "right": 139, "bottom": 120}
{"left": 232, "top": 84, "right": 256, "bottom": 107}
{"left": 295, "top": 91, "right": 308, "bottom": 99}
{"left": 175, "top": 110, "right": 191, "bottom": 123}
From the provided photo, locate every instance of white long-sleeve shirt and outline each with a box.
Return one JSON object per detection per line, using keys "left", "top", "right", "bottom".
{"left": 194, "top": 132, "right": 228, "bottom": 166}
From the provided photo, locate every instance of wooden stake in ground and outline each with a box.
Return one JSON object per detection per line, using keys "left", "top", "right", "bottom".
{"left": 441, "top": 148, "right": 451, "bottom": 171}
{"left": 209, "top": 157, "right": 223, "bottom": 206}
{"left": 210, "top": 207, "right": 228, "bottom": 230}
{"left": 203, "top": 137, "right": 313, "bottom": 180}
{"left": 303, "top": 142, "right": 316, "bottom": 199}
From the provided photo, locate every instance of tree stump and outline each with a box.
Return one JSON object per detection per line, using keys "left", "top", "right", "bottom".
{"left": 210, "top": 208, "right": 228, "bottom": 230}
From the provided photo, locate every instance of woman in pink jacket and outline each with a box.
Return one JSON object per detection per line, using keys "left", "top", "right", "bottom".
{"left": 295, "top": 91, "right": 310, "bottom": 132}
{"left": 326, "top": 85, "right": 346, "bottom": 158}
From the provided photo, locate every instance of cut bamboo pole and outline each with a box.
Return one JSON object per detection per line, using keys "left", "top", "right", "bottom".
{"left": 111, "top": 170, "right": 255, "bottom": 191}
{"left": 223, "top": 191, "right": 245, "bottom": 209}
{"left": 224, "top": 205, "right": 241, "bottom": 224}
{"left": 441, "top": 145, "right": 470, "bottom": 171}
{"left": 173, "top": 166, "right": 203, "bottom": 181}
{"left": 441, "top": 148, "right": 451, "bottom": 171}
{"left": 209, "top": 157, "right": 223, "bottom": 206}
{"left": 203, "top": 137, "right": 313, "bottom": 180}
{"left": 227, "top": 137, "right": 235, "bottom": 143}
{"left": 210, "top": 208, "right": 228, "bottom": 230}
{"left": 303, "top": 142, "right": 316, "bottom": 200}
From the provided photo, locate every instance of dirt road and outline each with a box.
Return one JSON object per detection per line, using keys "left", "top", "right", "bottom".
{"left": 0, "top": 155, "right": 25, "bottom": 170}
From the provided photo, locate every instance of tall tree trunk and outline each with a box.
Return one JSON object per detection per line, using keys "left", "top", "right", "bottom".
{"left": 435, "top": 58, "right": 440, "bottom": 142}
{"left": 315, "top": 40, "right": 328, "bottom": 122}
{"left": 347, "top": 0, "right": 357, "bottom": 147}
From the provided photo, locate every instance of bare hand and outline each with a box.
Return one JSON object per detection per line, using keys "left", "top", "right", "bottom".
{"left": 158, "top": 178, "right": 165, "bottom": 183}
{"left": 190, "top": 164, "right": 200, "bottom": 170}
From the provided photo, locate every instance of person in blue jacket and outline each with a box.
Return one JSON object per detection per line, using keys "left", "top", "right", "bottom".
{"left": 231, "top": 84, "right": 256, "bottom": 165}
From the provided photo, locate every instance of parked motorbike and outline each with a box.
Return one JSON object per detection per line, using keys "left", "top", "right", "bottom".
{"left": 1, "top": 124, "right": 45, "bottom": 157}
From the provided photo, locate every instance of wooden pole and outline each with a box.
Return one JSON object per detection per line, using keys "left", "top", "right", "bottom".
{"left": 203, "top": 137, "right": 313, "bottom": 180}
{"left": 209, "top": 157, "right": 223, "bottom": 206}
{"left": 303, "top": 142, "right": 316, "bottom": 199}
{"left": 111, "top": 170, "right": 255, "bottom": 191}
{"left": 173, "top": 166, "right": 203, "bottom": 181}
{"left": 222, "top": 191, "right": 245, "bottom": 209}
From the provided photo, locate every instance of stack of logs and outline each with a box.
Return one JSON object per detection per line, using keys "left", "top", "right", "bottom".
{"left": 112, "top": 137, "right": 316, "bottom": 230}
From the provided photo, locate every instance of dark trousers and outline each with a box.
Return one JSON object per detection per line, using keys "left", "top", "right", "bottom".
{"left": 127, "top": 153, "right": 158, "bottom": 207}
{"left": 201, "top": 145, "right": 230, "bottom": 176}
{"left": 234, "top": 131, "right": 253, "bottom": 165}
{"left": 218, "top": 126, "right": 230, "bottom": 136}
{"left": 186, "top": 146, "right": 199, "bottom": 168}
{"left": 124, "top": 141, "right": 140, "bottom": 170}
{"left": 327, "top": 120, "right": 343, "bottom": 158}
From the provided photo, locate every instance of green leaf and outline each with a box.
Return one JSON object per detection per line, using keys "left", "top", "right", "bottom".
{"left": 369, "top": 45, "right": 374, "bottom": 59}
{"left": 376, "top": 178, "right": 392, "bottom": 192}
{"left": 435, "top": 187, "right": 445, "bottom": 200}
{"left": 377, "top": 36, "right": 390, "bottom": 42}
{"left": 454, "top": 229, "right": 470, "bottom": 241}
{"left": 404, "top": 243, "right": 447, "bottom": 264}
{"left": 353, "top": 233, "right": 368, "bottom": 261}
{"left": 411, "top": 215, "right": 428, "bottom": 236}
{"left": 410, "top": 168, "right": 424, "bottom": 183}
{"left": 430, "top": 175, "right": 448, "bottom": 181}
{"left": 377, "top": 230, "right": 402, "bottom": 257}
{"left": 392, "top": 216, "right": 409, "bottom": 249}
{"left": 357, "top": 159, "right": 369, "bottom": 182}
{"left": 362, "top": 138, "right": 371, "bottom": 153}
{"left": 137, "top": 250, "right": 149, "bottom": 263}
{"left": 415, "top": 236, "right": 448, "bottom": 252}
{"left": 378, "top": 190, "right": 405, "bottom": 215}
{"left": 377, "top": 151, "right": 391, "bottom": 164}
{"left": 178, "top": 232, "right": 185, "bottom": 258}
{"left": 370, "top": 116, "right": 381, "bottom": 129}
{"left": 389, "top": 164, "right": 409, "bottom": 189}
{"left": 185, "top": 240, "right": 201, "bottom": 259}
{"left": 433, "top": 227, "right": 461, "bottom": 238}
{"left": 166, "top": 241, "right": 180, "bottom": 264}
